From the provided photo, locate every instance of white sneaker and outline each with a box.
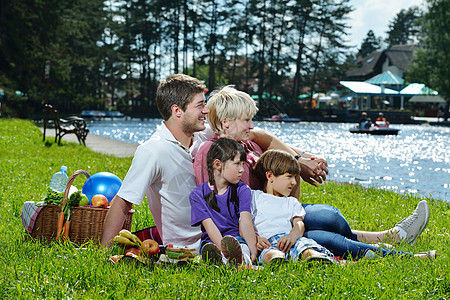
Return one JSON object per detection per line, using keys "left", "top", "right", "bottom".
{"left": 415, "top": 250, "right": 438, "bottom": 260}
{"left": 363, "top": 249, "right": 380, "bottom": 259}
{"left": 395, "top": 200, "right": 429, "bottom": 245}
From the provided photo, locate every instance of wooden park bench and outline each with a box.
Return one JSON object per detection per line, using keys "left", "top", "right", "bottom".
{"left": 43, "top": 104, "right": 89, "bottom": 146}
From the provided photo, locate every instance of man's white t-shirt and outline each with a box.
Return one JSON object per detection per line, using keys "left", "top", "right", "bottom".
{"left": 251, "top": 189, "right": 306, "bottom": 239}
{"left": 117, "top": 122, "right": 212, "bottom": 250}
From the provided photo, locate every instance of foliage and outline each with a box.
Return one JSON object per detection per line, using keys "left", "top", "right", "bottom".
{"left": 385, "top": 6, "right": 423, "bottom": 47}
{"left": 359, "top": 30, "right": 382, "bottom": 57}
{"left": 406, "top": 0, "right": 450, "bottom": 120}
{"left": 0, "top": 119, "right": 449, "bottom": 298}
{"left": 0, "top": 0, "right": 355, "bottom": 118}
{"left": 0, "top": 0, "right": 107, "bottom": 114}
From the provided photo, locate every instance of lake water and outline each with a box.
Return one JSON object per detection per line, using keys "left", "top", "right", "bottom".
{"left": 88, "top": 119, "right": 450, "bottom": 202}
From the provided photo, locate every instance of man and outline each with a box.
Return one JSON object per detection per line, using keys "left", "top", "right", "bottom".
{"left": 358, "top": 112, "right": 368, "bottom": 130}
{"left": 101, "top": 74, "right": 327, "bottom": 249}
{"left": 375, "top": 112, "right": 389, "bottom": 128}
{"left": 101, "top": 74, "right": 211, "bottom": 249}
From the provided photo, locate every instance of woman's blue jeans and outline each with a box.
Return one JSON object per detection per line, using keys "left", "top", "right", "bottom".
{"left": 302, "top": 204, "right": 411, "bottom": 259}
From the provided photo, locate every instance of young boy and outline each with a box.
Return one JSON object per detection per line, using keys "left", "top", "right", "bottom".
{"left": 251, "top": 150, "right": 336, "bottom": 264}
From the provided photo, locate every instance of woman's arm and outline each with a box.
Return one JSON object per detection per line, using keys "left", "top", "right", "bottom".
{"left": 276, "top": 216, "right": 305, "bottom": 253}
{"left": 193, "top": 142, "right": 213, "bottom": 185}
{"left": 250, "top": 128, "right": 328, "bottom": 187}
{"left": 239, "top": 211, "right": 258, "bottom": 262}
{"left": 202, "top": 218, "right": 223, "bottom": 249}
{"left": 250, "top": 128, "right": 297, "bottom": 154}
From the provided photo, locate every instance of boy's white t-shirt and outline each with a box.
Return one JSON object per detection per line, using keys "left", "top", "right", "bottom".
{"left": 117, "top": 122, "right": 212, "bottom": 250}
{"left": 251, "top": 189, "right": 306, "bottom": 239}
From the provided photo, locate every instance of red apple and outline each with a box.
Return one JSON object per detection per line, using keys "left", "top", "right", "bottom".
{"left": 141, "top": 239, "right": 160, "bottom": 257}
{"left": 91, "top": 194, "right": 108, "bottom": 207}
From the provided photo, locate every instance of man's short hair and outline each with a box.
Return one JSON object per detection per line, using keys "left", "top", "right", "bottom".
{"left": 206, "top": 85, "right": 259, "bottom": 134}
{"left": 156, "top": 74, "right": 206, "bottom": 121}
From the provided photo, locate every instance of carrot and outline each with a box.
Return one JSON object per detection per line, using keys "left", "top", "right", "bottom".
{"left": 56, "top": 211, "right": 65, "bottom": 239}
{"left": 62, "top": 220, "right": 70, "bottom": 240}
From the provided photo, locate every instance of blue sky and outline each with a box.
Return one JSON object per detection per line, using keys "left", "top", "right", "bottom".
{"left": 347, "top": 0, "right": 426, "bottom": 48}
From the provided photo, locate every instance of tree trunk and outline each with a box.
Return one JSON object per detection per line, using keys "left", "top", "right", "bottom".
{"left": 309, "top": 22, "right": 325, "bottom": 108}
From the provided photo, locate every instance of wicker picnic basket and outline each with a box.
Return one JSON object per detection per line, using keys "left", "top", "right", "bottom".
{"left": 30, "top": 170, "right": 133, "bottom": 245}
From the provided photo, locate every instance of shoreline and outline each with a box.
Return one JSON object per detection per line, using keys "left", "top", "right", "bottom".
{"left": 39, "top": 127, "right": 137, "bottom": 158}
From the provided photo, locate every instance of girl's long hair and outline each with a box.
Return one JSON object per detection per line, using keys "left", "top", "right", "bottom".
{"left": 205, "top": 138, "right": 246, "bottom": 215}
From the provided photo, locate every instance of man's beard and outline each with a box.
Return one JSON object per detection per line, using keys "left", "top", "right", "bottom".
{"left": 182, "top": 117, "right": 204, "bottom": 134}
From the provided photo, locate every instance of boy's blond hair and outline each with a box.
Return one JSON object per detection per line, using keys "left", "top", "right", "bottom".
{"left": 253, "top": 150, "right": 301, "bottom": 185}
{"left": 206, "top": 85, "right": 258, "bottom": 134}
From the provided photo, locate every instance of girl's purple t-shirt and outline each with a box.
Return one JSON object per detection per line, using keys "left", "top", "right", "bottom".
{"left": 189, "top": 181, "right": 252, "bottom": 244}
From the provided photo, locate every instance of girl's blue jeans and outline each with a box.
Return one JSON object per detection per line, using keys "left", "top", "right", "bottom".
{"left": 302, "top": 204, "right": 412, "bottom": 259}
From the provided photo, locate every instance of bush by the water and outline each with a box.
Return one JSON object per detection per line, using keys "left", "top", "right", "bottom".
{"left": 0, "top": 119, "right": 449, "bottom": 298}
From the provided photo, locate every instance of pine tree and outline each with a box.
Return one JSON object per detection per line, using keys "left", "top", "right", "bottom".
{"left": 359, "top": 30, "right": 381, "bottom": 58}
{"left": 385, "top": 6, "right": 422, "bottom": 47}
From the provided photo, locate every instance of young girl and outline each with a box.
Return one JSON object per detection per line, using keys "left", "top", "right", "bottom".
{"left": 189, "top": 138, "right": 257, "bottom": 265}
{"left": 252, "top": 150, "right": 337, "bottom": 264}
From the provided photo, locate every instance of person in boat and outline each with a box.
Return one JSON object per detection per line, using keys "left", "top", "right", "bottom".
{"left": 358, "top": 112, "right": 368, "bottom": 130}
{"left": 193, "top": 85, "right": 431, "bottom": 259}
{"left": 365, "top": 118, "right": 373, "bottom": 129}
{"left": 375, "top": 112, "right": 389, "bottom": 128}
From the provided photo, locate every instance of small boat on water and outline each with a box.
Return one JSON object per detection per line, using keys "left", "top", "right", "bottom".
{"left": 263, "top": 113, "right": 301, "bottom": 123}
{"left": 349, "top": 126, "right": 399, "bottom": 135}
{"left": 81, "top": 110, "right": 124, "bottom": 119}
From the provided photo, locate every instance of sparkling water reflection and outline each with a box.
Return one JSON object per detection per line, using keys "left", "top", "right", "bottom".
{"left": 88, "top": 119, "right": 450, "bottom": 202}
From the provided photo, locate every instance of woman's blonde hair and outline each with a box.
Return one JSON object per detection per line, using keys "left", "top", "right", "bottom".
{"left": 206, "top": 85, "right": 258, "bottom": 134}
{"left": 253, "top": 150, "right": 301, "bottom": 186}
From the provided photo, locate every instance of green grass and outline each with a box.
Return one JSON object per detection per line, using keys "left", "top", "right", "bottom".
{"left": 0, "top": 118, "right": 449, "bottom": 299}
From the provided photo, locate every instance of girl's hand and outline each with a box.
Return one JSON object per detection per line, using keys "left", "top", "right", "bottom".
{"left": 277, "top": 235, "right": 296, "bottom": 253}
{"left": 256, "top": 236, "right": 271, "bottom": 251}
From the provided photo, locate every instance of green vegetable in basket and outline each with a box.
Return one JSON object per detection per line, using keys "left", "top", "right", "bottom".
{"left": 68, "top": 190, "right": 83, "bottom": 208}
{"left": 60, "top": 191, "right": 83, "bottom": 221}
{"left": 40, "top": 187, "right": 64, "bottom": 206}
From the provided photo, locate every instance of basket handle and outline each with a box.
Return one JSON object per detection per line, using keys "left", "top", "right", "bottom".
{"left": 60, "top": 169, "right": 91, "bottom": 210}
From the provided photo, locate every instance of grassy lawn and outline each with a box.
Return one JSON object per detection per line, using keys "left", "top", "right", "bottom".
{"left": 0, "top": 118, "right": 449, "bottom": 298}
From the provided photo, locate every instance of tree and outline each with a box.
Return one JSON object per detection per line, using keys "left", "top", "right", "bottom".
{"left": 359, "top": 30, "right": 381, "bottom": 57}
{"left": 406, "top": 0, "right": 450, "bottom": 120}
{"left": 385, "top": 6, "right": 422, "bottom": 47}
{"left": 0, "top": 0, "right": 107, "bottom": 116}
{"left": 290, "top": 0, "right": 314, "bottom": 100}
{"left": 307, "top": 0, "right": 352, "bottom": 107}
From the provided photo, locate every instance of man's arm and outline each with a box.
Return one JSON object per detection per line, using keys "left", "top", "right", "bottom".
{"left": 101, "top": 195, "right": 133, "bottom": 247}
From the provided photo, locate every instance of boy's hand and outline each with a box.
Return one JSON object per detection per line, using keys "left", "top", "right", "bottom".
{"left": 277, "top": 235, "right": 296, "bottom": 253}
{"left": 256, "top": 236, "right": 271, "bottom": 251}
